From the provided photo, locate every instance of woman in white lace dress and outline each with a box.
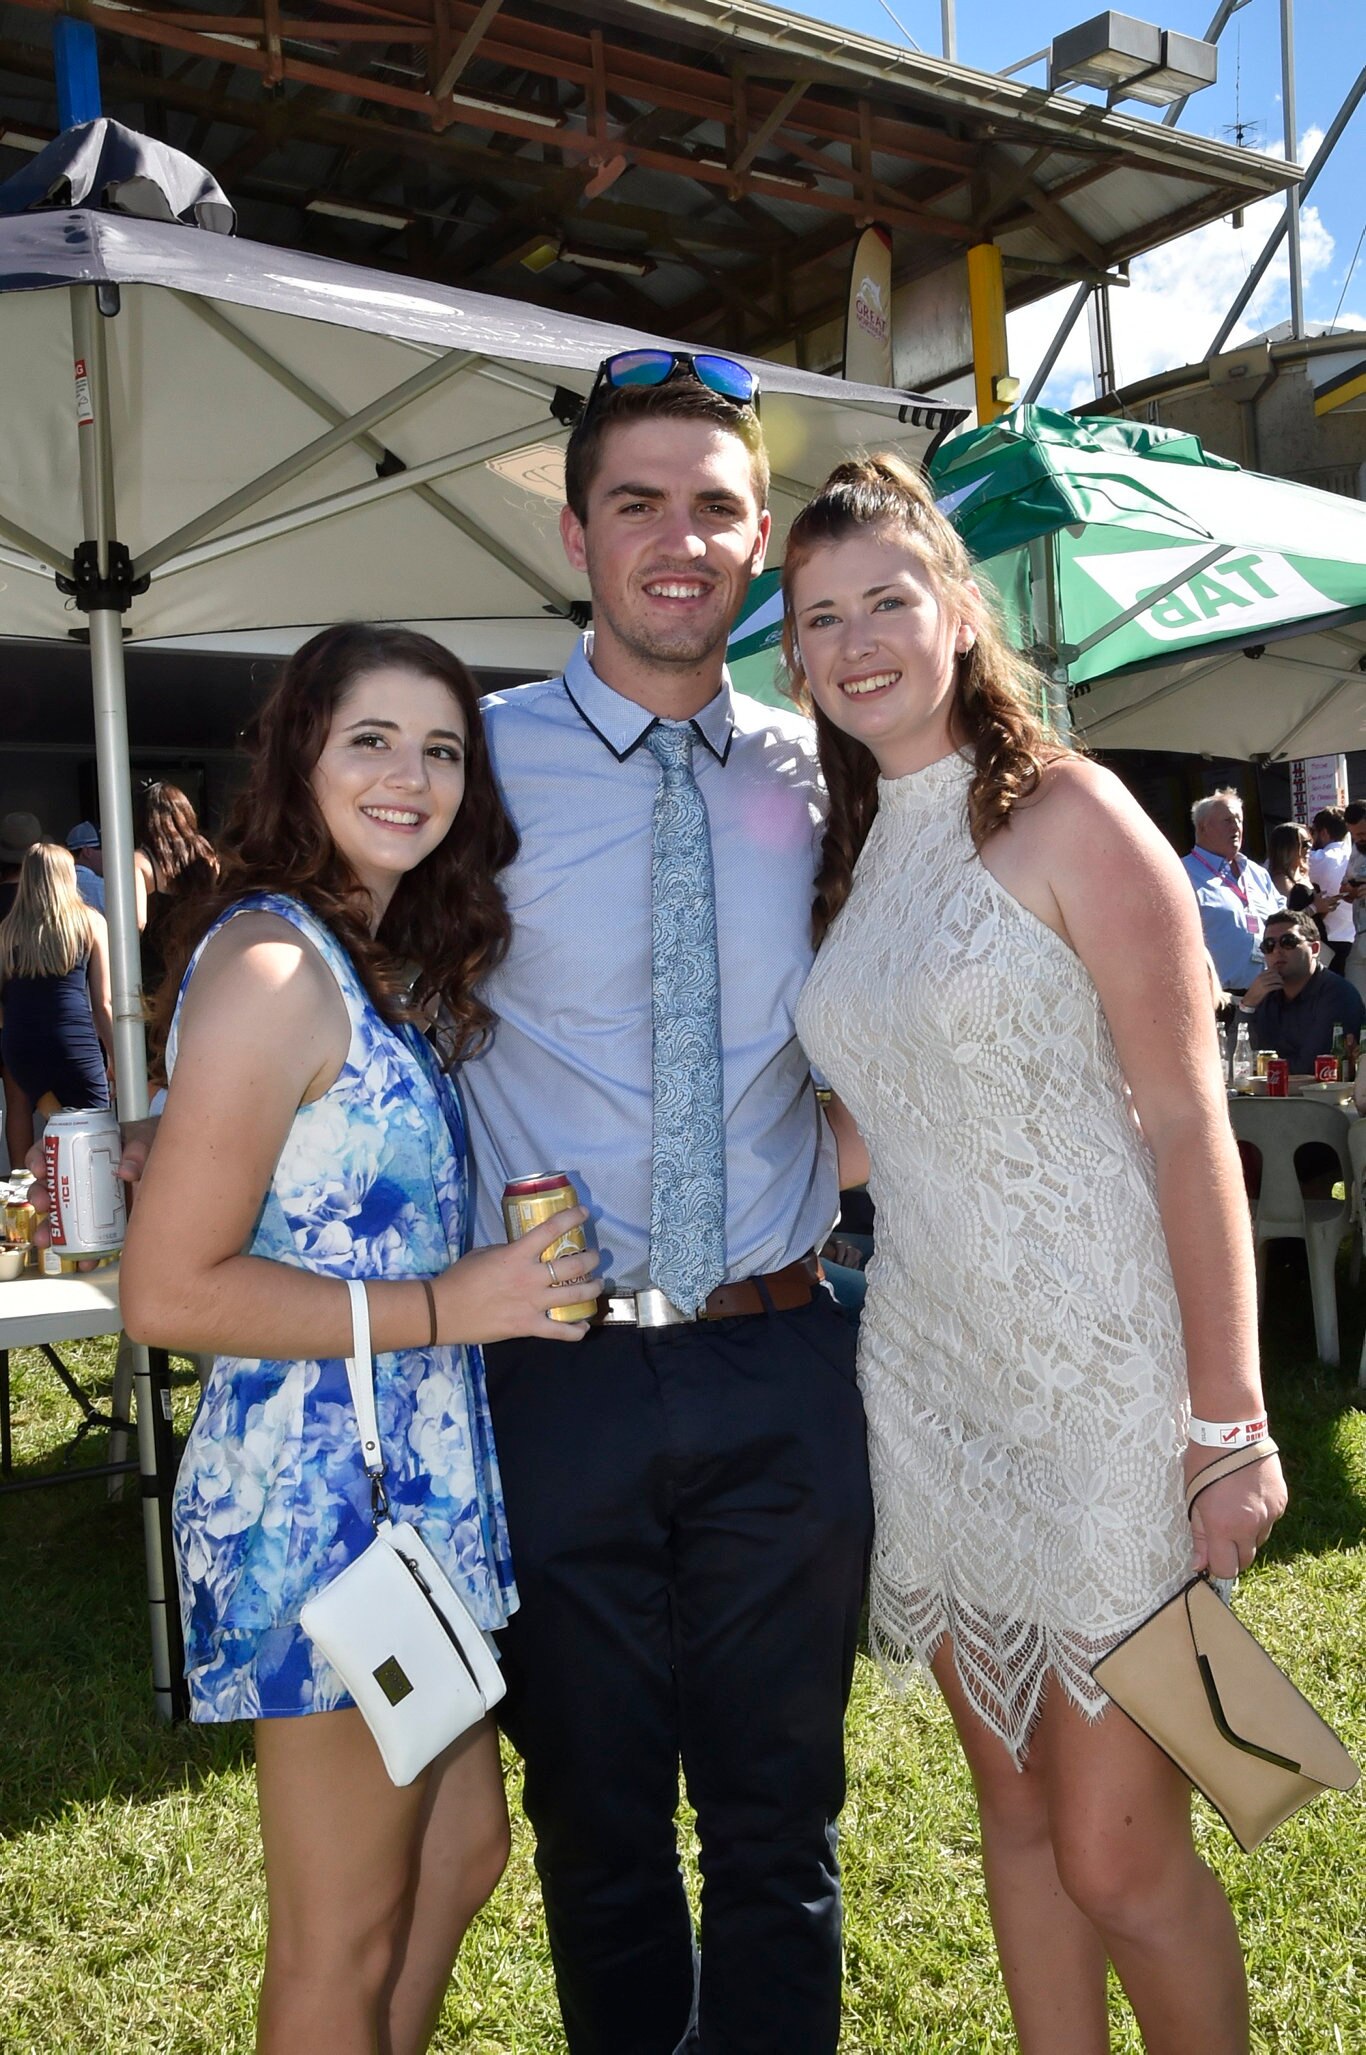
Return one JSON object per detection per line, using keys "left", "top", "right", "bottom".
{"left": 787, "top": 456, "right": 1286, "bottom": 2055}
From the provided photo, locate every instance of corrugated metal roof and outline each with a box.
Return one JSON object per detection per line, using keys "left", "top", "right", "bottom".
{"left": 0, "top": 0, "right": 1299, "bottom": 350}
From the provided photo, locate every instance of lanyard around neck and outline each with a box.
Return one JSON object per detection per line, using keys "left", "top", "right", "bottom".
{"left": 1191, "top": 848, "right": 1249, "bottom": 909}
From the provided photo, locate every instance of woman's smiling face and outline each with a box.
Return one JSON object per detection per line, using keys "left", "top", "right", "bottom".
{"left": 309, "top": 664, "right": 468, "bottom": 923}
{"left": 791, "top": 524, "right": 973, "bottom": 779}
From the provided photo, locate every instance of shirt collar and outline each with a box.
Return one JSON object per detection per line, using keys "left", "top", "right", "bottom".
{"left": 562, "top": 633, "right": 736, "bottom": 766}
{"left": 1193, "top": 843, "right": 1243, "bottom": 873}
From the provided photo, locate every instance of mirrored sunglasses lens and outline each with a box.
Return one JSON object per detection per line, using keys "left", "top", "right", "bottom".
{"left": 693, "top": 353, "right": 757, "bottom": 404}
{"left": 607, "top": 350, "right": 674, "bottom": 389}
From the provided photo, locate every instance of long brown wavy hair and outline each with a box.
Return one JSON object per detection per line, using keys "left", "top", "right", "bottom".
{"left": 137, "top": 781, "right": 219, "bottom": 888}
{"left": 781, "top": 452, "right": 1066, "bottom": 943}
{"left": 149, "top": 624, "right": 518, "bottom": 1070}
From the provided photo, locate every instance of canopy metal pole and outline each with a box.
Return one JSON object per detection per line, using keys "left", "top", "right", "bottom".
{"left": 70, "top": 283, "right": 186, "bottom": 1724}
{"left": 138, "top": 346, "right": 481, "bottom": 576}
{"left": 179, "top": 300, "right": 577, "bottom": 613}
{"left": 1060, "top": 544, "right": 1232, "bottom": 663}
{"left": 154, "top": 419, "right": 571, "bottom": 580}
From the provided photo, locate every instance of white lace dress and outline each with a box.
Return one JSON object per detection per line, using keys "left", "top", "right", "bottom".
{"left": 796, "top": 751, "right": 1193, "bottom": 1761}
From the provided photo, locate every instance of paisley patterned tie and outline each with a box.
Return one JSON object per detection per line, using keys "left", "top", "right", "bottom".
{"left": 644, "top": 720, "right": 726, "bottom": 1315}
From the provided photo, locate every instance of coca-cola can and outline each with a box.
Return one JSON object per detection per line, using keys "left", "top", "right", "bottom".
{"left": 43, "top": 1108, "right": 127, "bottom": 1258}
{"left": 1265, "top": 1058, "right": 1290, "bottom": 1098}
{"left": 1315, "top": 1056, "right": 1341, "bottom": 1083}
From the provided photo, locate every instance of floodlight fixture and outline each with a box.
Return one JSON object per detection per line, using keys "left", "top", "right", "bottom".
{"left": 1049, "top": 12, "right": 1216, "bottom": 107}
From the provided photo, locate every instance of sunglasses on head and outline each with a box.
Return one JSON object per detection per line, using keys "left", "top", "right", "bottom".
{"left": 580, "top": 349, "right": 761, "bottom": 425}
{"left": 1261, "top": 931, "right": 1309, "bottom": 953}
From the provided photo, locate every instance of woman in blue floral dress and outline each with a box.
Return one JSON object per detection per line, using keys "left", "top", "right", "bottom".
{"left": 121, "top": 625, "right": 602, "bottom": 2055}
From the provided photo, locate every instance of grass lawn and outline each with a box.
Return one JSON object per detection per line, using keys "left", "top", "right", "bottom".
{"left": 2, "top": 1253, "right": 1363, "bottom": 2052}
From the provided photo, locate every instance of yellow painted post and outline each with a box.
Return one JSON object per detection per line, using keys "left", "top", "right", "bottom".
{"left": 966, "top": 242, "right": 1014, "bottom": 425}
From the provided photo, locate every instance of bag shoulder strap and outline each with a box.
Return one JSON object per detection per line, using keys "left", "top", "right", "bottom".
{"left": 1185, "top": 1435, "right": 1279, "bottom": 1519}
{"left": 343, "top": 1277, "right": 384, "bottom": 1485}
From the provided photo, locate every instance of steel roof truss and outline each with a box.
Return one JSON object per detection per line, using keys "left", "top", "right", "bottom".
{"left": 153, "top": 417, "right": 565, "bottom": 580}
{"left": 138, "top": 341, "right": 481, "bottom": 574}
{"left": 179, "top": 294, "right": 574, "bottom": 608}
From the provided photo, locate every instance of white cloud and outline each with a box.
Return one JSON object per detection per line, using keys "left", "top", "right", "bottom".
{"left": 1008, "top": 127, "right": 1348, "bottom": 410}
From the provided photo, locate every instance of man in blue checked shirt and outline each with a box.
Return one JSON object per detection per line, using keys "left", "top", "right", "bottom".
{"left": 464, "top": 354, "right": 873, "bottom": 2055}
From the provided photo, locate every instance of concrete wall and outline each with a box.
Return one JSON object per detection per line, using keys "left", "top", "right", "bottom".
{"left": 1114, "top": 339, "right": 1366, "bottom": 497}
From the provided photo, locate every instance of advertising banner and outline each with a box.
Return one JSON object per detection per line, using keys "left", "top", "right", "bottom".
{"left": 845, "top": 224, "right": 893, "bottom": 387}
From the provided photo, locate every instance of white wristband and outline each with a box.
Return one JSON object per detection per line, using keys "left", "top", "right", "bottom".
{"left": 1188, "top": 1413, "right": 1269, "bottom": 1449}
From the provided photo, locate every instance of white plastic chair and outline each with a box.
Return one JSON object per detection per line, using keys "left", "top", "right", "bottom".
{"left": 1228, "top": 1096, "right": 1352, "bottom": 1367}
{"left": 1347, "top": 1122, "right": 1366, "bottom": 1390}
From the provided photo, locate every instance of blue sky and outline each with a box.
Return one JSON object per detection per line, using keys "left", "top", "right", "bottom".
{"left": 781, "top": 0, "right": 1363, "bottom": 402}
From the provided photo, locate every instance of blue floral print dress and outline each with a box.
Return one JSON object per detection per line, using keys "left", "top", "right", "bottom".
{"left": 168, "top": 892, "right": 517, "bottom": 1721}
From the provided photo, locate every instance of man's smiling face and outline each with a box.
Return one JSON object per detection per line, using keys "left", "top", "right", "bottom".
{"left": 560, "top": 415, "right": 769, "bottom": 692}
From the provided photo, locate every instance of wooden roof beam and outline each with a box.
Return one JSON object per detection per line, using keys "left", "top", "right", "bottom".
{"left": 4, "top": 0, "right": 978, "bottom": 176}
{"left": 434, "top": 0, "right": 502, "bottom": 99}
{"left": 982, "top": 147, "right": 1110, "bottom": 272}
{"left": 730, "top": 76, "right": 807, "bottom": 178}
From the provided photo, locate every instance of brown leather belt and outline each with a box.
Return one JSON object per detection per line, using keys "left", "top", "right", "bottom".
{"left": 595, "top": 1254, "right": 823, "bottom": 1328}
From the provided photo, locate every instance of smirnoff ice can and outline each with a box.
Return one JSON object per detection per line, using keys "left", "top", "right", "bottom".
{"left": 43, "top": 1108, "right": 127, "bottom": 1259}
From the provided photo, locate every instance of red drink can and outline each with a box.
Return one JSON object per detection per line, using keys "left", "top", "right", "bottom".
{"left": 1265, "top": 1059, "right": 1290, "bottom": 1097}
{"left": 43, "top": 1108, "right": 126, "bottom": 1257}
{"left": 501, "top": 1172, "right": 598, "bottom": 1323}
{"left": 1315, "top": 1056, "right": 1341, "bottom": 1083}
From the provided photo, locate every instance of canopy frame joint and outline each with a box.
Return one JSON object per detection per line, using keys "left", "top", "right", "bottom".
{"left": 55, "top": 538, "right": 150, "bottom": 612}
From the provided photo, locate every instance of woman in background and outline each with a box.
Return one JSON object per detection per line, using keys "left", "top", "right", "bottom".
{"left": 786, "top": 455, "right": 1284, "bottom": 2055}
{"left": 1265, "top": 821, "right": 1315, "bottom": 912}
{"left": 0, "top": 840, "right": 113, "bottom": 1117}
{"left": 134, "top": 780, "right": 220, "bottom": 999}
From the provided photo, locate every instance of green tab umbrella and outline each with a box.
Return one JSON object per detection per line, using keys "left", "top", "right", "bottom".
{"left": 725, "top": 568, "right": 790, "bottom": 709}
{"left": 930, "top": 406, "right": 1366, "bottom": 759}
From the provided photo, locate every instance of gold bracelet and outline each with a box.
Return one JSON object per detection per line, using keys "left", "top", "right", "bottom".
{"left": 421, "top": 1278, "right": 438, "bottom": 1348}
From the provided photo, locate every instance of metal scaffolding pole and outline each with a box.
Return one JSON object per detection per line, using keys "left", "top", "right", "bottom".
{"left": 1207, "top": 64, "right": 1366, "bottom": 358}
{"left": 1023, "top": 284, "right": 1091, "bottom": 405}
{"left": 1280, "top": 0, "right": 1305, "bottom": 340}
{"left": 69, "top": 284, "right": 187, "bottom": 1723}
{"left": 1161, "top": 0, "right": 1250, "bottom": 127}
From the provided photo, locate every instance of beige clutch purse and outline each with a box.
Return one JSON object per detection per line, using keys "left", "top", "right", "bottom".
{"left": 1091, "top": 1440, "right": 1359, "bottom": 1852}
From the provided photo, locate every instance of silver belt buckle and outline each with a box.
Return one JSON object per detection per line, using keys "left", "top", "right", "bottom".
{"left": 602, "top": 1287, "right": 690, "bottom": 1328}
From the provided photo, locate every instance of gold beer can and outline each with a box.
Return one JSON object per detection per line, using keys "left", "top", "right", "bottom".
{"left": 501, "top": 1172, "right": 598, "bottom": 1323}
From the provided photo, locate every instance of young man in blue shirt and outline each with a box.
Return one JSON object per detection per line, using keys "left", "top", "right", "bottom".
{"left": 465, "top": 359, "right": 872, "bottom": 2055}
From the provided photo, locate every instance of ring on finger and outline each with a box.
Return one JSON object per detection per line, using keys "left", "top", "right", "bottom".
{"left": 547, "top": 1259, "right": 560, "bottom": 1286}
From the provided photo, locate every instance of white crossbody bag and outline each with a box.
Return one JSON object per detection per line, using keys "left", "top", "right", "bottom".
{"left": 299, "top": 1279, "right": 506, "bottom": 1786}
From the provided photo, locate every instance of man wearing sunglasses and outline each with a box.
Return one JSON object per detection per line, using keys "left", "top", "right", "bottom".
{"left": 463, "top": 350, "right": 873, "bottom": 2054}
{"left": 1241, "top": 908, "right": 1364, "bottom": 1073}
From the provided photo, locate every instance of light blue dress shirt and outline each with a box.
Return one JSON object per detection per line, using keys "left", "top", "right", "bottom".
{"left": 464, "top": 637, "right": 839, "bottom": 1292}
{"left": 75, "top": 863, "right": 105, "bottom": 913}
{"left": 1181, "top": 845, "right": 1284, "bottom": 991}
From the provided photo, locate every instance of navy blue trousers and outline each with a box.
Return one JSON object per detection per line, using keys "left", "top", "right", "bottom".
{"left": 485, "top": 1293, "right": 873, "bottom": 2055}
